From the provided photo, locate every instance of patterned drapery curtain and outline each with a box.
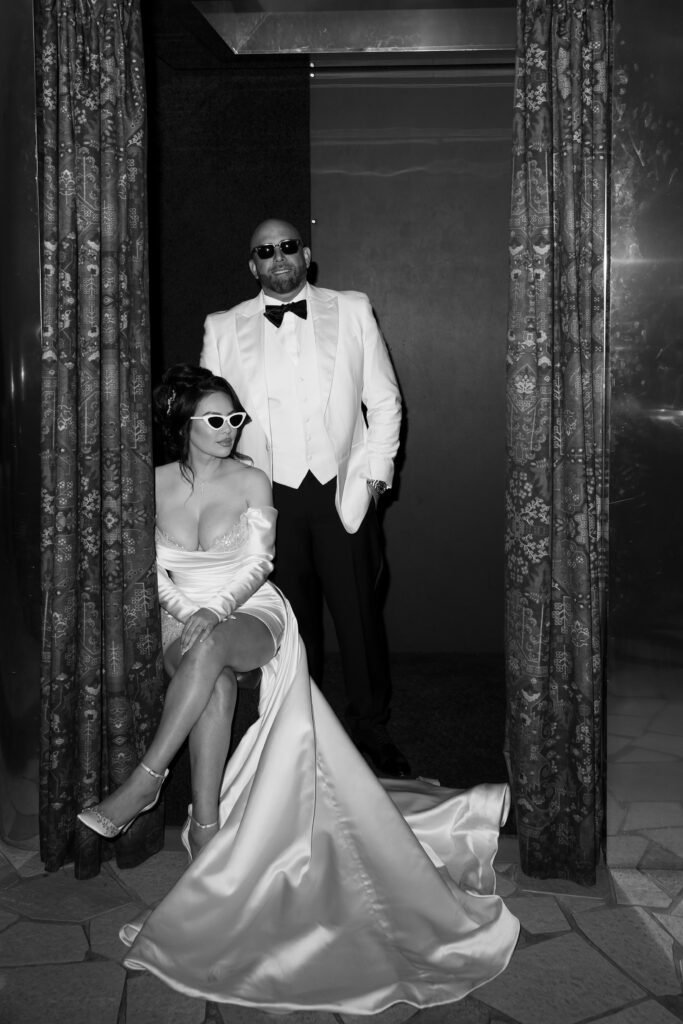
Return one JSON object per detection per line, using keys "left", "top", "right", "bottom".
{"left": 36, "top": 0, "right": 165, "bottom": 879}
{"left": 504, "top": 0, "right": 611, "bottom": 885}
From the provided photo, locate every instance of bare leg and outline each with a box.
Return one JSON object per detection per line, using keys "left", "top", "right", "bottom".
{"left": 187, "top": 668, "right": 237, "bottom": 855}
{"left": 90, "top": 614, "right": 275, "bottom": 829}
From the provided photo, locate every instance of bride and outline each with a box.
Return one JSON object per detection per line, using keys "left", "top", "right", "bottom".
{"left": 78, "top": 363, "right": 519, "bottom": 1012}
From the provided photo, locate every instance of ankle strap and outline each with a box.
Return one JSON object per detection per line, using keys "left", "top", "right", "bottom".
{"left": 191, "top": 816, "right": 218, "bottom": 830}
{"left": 140, "top": 762, "right": 168, "bottom": 781}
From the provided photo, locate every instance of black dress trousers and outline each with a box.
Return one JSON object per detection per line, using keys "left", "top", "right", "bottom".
{"left": 271, "top": 473, "right": 391, "bottom": 735}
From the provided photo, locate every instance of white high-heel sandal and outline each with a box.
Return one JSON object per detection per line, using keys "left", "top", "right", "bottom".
{"left": 77, "top": 762, "right": 169, "bottom": 839}
{"left": 180, "top": 804, "right": 218, "bottom": 863}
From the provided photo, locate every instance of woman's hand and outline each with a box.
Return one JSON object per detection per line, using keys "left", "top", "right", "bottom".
{"left": 180, "top": 608, "right": 220, "bottom": 655}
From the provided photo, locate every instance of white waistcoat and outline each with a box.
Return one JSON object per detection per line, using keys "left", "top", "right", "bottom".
{"left": 264, "top": 311, "right": 337, "bottom": 488}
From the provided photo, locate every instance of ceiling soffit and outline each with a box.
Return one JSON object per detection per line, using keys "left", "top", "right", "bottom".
{"left": 192, "top": 3, "right": 515, "bottom": 64}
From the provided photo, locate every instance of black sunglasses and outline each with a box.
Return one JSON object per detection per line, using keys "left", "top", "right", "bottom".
{"left": 190, "top": 412, "right": 248, "bottom": 430}
{"left": 251, "top": 238, "right": 303, "bottom": 260}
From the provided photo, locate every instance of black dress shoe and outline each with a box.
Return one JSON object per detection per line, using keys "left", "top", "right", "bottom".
{"left": 357, "top": 737, "right": 411, "bottom": 778}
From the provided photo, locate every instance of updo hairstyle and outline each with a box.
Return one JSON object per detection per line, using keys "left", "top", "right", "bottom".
{"left": 153, "top": 364, "right": 252, "bottom": 478}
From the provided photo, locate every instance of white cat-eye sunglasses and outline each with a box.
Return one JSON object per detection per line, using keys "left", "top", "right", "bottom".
{"left": 190, "top": 412, "right": 249, "bottom": 430}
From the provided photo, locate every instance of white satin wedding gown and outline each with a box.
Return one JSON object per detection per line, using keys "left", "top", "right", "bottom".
{"left": 122, "top": 506, "right": 519, "bottom": 1012}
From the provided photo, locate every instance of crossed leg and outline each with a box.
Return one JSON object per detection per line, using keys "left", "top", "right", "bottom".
{"left": 185, "top": 668, "right": 236, "bottom": 855}
{"left": 89, "top": 612, "right": 276, "bottom": 835}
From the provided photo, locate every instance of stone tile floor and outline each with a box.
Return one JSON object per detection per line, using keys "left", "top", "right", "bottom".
{"left": 1, "top": 832, "right": 682, "bottom": 1024}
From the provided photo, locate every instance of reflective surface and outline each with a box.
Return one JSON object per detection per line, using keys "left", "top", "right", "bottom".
{"left": 607, "top": 0, "right": 683, "bottom": 867}
{"left": 194, "top": 1, "right": 515, "bottom": 57}
{"left": 0, "top": 0, "right": 42, "bottom": 843}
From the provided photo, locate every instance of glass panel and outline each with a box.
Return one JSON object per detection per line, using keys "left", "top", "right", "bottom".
{"left": 0, "top": 0, "right": 42, "bottom": 845}
{"left": 607, "top": 0, "right": 683, "bottom": 868}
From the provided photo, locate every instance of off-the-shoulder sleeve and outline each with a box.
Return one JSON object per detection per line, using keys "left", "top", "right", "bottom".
{"left": 202, "top": 506, "right": 277, "bottom": 621}
{"left": 157, "top": 562, "right": 201, "bottom": 623}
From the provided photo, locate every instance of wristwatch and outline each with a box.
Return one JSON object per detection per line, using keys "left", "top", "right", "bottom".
{"left": 367, "top": 479, "right": 389, "bottom": 496}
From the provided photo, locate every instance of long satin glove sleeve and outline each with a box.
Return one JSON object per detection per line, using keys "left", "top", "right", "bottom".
{"left": 157, "top": 563, "right": 201, "bottom": 622}
{"left": 202, "top": 506, "right": 277, "bottom": 621}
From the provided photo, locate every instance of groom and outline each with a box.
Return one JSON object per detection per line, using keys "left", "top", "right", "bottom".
{"left": 200, "top": 218, "right": 410, "bottom": 778}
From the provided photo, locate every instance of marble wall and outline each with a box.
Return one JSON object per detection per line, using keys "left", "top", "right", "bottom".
{"left": 606, "top": 0, "right": 683, "bottom": 868}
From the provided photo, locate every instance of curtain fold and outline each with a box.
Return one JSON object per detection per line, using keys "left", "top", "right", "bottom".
{"left": 504, "top": 0, "right": 611, "bottom": 884}
{"left": 37, "top": 0, "right": 165, "bottom": 879}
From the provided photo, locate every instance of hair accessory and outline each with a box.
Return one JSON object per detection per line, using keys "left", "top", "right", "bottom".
{"left": 166, "top": 388, "right": 176, "bottom": 416}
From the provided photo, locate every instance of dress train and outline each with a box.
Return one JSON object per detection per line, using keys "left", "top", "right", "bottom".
{"left": 122, "top": 598, "right": 519, "bottom": 1012}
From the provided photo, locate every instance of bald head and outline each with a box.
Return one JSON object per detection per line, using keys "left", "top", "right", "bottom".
{"left": 249, "top": 219, "right": 300, "bottom": 252}
{"left": 248, "top": 219, "right": 311, "bottom": 300}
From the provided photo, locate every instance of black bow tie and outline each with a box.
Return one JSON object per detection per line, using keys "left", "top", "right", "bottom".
{"left": 263, "top": 299, "right": 307, "bottom": 328}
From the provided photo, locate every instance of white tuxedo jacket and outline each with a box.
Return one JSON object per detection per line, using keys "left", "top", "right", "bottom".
{"left": 200, "top": 284, "right": 402, "bottom": 533}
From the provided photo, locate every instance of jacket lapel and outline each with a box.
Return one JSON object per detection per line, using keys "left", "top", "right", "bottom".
{"left": 308, "top": 285, "right": 339, "bottom": 412}
{"left": 236, "top": 299, "right": 271, "bottom": 430}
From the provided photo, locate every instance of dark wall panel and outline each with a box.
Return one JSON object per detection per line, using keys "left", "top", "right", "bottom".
{"left": 311, "top": 69, "right": 513, "bottom": 652}
{"left": 606, "top": 0, "right": 683, "bottom": 868}
{"left": 143, "top": 0, "right": 311, "bottom": 378}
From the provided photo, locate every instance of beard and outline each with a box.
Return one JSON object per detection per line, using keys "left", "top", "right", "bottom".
{"left": 260, "top": 263, "right": 307, "bottom": 295}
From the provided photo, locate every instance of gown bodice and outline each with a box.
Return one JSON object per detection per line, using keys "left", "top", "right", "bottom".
{"left": 155, "top": 505, "right": 277, "bottom": 626}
